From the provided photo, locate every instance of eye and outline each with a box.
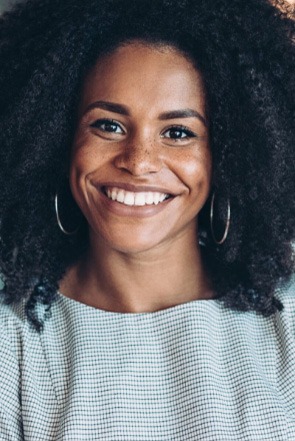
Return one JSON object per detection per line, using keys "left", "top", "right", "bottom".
{"left": 90, "top": 119, "right": 124, "bottom": 134}
{"left": 162, "top": 125, "right": 197, "bottom": 141}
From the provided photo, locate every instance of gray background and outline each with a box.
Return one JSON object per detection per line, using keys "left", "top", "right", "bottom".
{"left": 0, "top": 0, "right": 20, "bottom": 14}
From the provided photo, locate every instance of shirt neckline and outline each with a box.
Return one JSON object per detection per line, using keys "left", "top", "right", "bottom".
{"left": 57, "top": 290, "right": 218, "bottom": 318}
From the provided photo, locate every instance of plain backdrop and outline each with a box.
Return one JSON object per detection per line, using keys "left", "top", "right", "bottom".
{"left": 0, "top": 0, "right": 20, "bottom": 14}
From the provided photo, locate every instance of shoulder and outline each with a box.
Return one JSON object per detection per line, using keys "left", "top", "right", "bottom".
{"left": 276, "top": 274, "right": 295, "bottom": 309}
{"left": 0, "top": 300, "right": 26, "bottom": 438}
{"left": 0, "top": 298, "right": 28, "bottom": 360}
{"left": 273, "top": 274, "right": 295, "bottom": 337}
{"left": 0, "top": 295, "right": 28, "bottom": 327}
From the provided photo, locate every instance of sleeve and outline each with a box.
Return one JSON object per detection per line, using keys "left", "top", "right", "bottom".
{"left": 0, "top": 314, "right": 23, "bottom": 441}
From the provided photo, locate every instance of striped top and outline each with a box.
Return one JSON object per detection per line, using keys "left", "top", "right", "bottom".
{"left": 0, "top": 278, "right": 295, "bottom": 440}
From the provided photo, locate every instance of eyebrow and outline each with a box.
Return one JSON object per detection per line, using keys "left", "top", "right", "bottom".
{"left": 158, "top": 109, "right": 207, "bottom": 126}
{"left": 84, "top": 100, "right": 207, "bottom": 127}
{"left": 84, "top": 101, "right": 128, "bottom": 116}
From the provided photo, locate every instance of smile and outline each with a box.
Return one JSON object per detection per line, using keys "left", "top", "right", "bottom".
{"left": 104, "top": 186, "right": 171, "bottom": 206}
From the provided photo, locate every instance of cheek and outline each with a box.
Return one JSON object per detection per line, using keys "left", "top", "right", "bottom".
{"left": 70, "top": 136, "right": 104, "bottom": 184}
{"left": 179, "top": 148, "right": 212, "bottom": 194}
{"left": 69, "top": 148, "right": 95, "bottom": 212}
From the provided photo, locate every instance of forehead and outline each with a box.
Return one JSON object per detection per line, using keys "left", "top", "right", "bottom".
{"left": 79, "top": 42, "right": 207, "bottom": 116}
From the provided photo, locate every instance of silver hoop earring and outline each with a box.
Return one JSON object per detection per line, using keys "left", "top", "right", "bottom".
{"left": 55, "top": 193, "right": 79, "bottom": 236}
{"left": 210, "top": 191, "right": 231, "bottom": 245}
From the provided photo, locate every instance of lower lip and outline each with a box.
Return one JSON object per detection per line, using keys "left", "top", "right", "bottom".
{"left": 96, "top": 188, "right": 175, "bottom": 218}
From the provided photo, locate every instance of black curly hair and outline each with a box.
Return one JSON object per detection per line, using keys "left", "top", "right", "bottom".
{"left": 0, "top": 0, "right": 294, "bottom": 331}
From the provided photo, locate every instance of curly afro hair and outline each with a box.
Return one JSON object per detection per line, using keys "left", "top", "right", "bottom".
{"left": 0, "top": 0, "right": 294, "bottom": 331}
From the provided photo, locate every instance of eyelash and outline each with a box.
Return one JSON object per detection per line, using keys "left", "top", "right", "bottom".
{"left": 90, "top": 119, "right": 124, "bottom": 133}
{"left": 90, "top": 119, "right": 197, "bottom": 140}
{"left": 163, "top": 125, "right": 197, "bottom": 140}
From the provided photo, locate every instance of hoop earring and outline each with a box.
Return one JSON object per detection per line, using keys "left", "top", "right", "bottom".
{"left": 55, "top": 193, "right": 79, "bottom": 236}
{"left": 210, "top": 191, "right": 231, "bottom": 245}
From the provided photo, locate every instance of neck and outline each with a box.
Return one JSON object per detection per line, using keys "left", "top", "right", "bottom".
{"left": 61, "top": 228, "right": 213, "bottom": 313}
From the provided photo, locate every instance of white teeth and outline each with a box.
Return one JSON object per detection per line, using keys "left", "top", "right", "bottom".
{"left": 124, "top": 192, "right": 135, "bottom": 206}
{"left": 146, "top": 192, "right": 154, "bottom": 204}
{"left": 153, "top": 193, "right": 160, "bottom": 205}
{"left": 134, "top": 193, "right": 146, "bottom": 206}
{"left": 116, "top": 189, "right": 125, "bottom": 203}
{"left": 111, "top": 189, "right": 117, "bottom": 200}
{"left": 104, "top": 187, "right": 170, "bottom": 206}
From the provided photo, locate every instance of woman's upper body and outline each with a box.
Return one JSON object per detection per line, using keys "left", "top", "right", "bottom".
{"left": 0, "top": 0, "right": 294, "bottom": 439}
{"left": 0, "top": 0, "right": 293, "bottom": 325}
{"left": 0, "top": 276, "right": 295, "bottom": 440}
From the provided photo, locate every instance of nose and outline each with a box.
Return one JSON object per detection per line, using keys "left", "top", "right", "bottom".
{"left": 113, "top": 134, "right": 163, "bottom": 176}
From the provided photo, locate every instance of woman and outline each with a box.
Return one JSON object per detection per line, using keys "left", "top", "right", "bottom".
{"left": 0, "top": 0, "right": 294, "bottom": 439}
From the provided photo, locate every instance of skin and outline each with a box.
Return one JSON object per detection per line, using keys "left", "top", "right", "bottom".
{"left": 60, "top": 41, "right": 214, "bottom": 313}
{"left": 272, "top": 0, "right": 295, "bottom": 16}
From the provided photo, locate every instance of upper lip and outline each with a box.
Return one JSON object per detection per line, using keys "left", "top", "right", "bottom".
{"left": 93, "top": 181, "right": 177, "bottom": 195}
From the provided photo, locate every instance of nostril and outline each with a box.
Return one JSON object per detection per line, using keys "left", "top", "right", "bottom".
{"left": 113, "top": 148, "right": 162, "bottom": 175}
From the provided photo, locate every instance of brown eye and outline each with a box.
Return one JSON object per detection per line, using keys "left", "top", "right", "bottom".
{"left": 162, "top": 126, "right": 197, "bottom": 140}
{"left": 90, "top": 119, "right": 124, "bottom": 134}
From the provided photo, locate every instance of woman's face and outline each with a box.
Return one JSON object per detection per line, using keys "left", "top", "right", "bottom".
{"left": 70, "top": 42, "right": 212, "bottom": 253}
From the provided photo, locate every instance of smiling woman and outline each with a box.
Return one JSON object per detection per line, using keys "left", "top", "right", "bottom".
{"left": 61, "top": 42, "right": 212, "bottom": 311}
{"left": 0, "top": 0, "right": 294, "bottom": 440}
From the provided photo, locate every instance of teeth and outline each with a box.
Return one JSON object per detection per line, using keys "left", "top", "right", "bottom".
{"left": 146, "top": 192, "right": 154, "bottom": 204}
{"left": 124, "top": 192, "right": 135, "bottom": 206}
{"left": 134, "top": 193, "right": 146, "bottom": 206}
{"left": 111, "top": 189, "right": 117, "bottom": 201}
{"left": 154, "top": 193, "right": 160, "bottom": 205}
{"left": 116, "top": 189, "right": 125, "bottom": 203}
{"left": 104, "top": 187, "right": 170, "bottom": 206}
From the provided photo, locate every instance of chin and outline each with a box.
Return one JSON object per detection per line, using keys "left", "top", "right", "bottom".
{"left": 109, "top": 238, "right": 163, "bottom": 255}
{"left": 98, "top": 229, "right": 167, "bottom": 255}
